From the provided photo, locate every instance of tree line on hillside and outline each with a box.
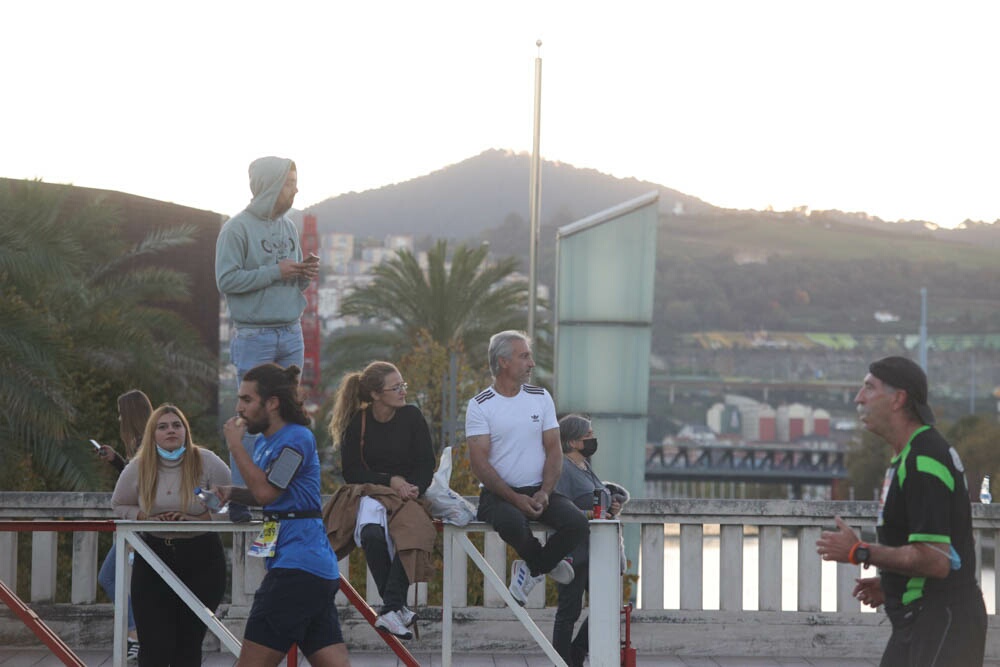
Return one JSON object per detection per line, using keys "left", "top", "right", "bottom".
{"left": 653, "top": 255, "right": 999, "bottom": 343}
{"left": 468, "top": 211, "right": 999, "bottom": 346}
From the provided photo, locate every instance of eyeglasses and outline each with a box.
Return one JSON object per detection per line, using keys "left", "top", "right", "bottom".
{"left": 382, "top": 382, "right": 408, "bottom": 394}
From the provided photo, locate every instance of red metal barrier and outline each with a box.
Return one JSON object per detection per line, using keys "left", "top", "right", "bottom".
{"left": 0, "top": 576, "right": 86, "bottom": 666}
{"left": 0, "top": 520, "right": 304, "bottom": 665}
{"left": 336, "top": 576, "right": 421, "bottom": 666}
{"left": 621, "top": 603, "right": 636, "bottom": 667}
{"left": 0, "top": 521, "right": 111, "bottom": 666}
{"left": 0, "top": 520, "right": 116, "bottom": 532}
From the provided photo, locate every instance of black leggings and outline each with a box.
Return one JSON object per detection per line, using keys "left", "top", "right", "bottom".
{"left": 131, "top": 532, "right": 226, "bottom": 667}
{"left": 359, "top": 523, "right": 410, "bottom": 613}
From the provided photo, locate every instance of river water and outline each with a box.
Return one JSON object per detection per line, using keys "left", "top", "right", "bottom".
{"left": 649, "top": 535, "right": 996, "bottom": 613}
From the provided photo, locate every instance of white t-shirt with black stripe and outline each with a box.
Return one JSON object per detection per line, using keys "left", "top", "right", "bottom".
{"left": 465, "top": 384, "right": 559, "bottom": 488}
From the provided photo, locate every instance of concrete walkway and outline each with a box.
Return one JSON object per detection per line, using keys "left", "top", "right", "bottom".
{"left": 0, "top": 648, "right": 894, "bottom": 666}
{"left": 9, "top": 647, "right": 1000, "bottom": 667}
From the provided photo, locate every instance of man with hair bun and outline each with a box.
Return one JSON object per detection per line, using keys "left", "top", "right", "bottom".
{"left": 816, "top": 356, "right": 986, "bottom": 667}
{"left": 216, "top": 363, "right": 350, "bottom": 667}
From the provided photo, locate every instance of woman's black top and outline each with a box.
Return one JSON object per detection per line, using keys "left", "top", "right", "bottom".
{"left": 341, "top": 404, "right": 435, "bottom": 494}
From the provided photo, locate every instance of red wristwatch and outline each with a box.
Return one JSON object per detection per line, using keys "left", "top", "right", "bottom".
{"left": 849, "top": 541, "right": 871, "bottom": 567}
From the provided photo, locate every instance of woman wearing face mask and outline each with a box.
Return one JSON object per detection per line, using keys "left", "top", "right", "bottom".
{"left": 111, "top": 404, "right": 231, "bottom": 667}
{"left": 325, "top": 361, "right": 436, "bottom": 640}
{"left": 552, "top": 414, "right": 629, "bottom": 667}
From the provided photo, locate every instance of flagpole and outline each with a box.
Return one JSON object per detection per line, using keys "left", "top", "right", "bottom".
{"left": 527, "top": 40, "right": 542, "bottom": 340}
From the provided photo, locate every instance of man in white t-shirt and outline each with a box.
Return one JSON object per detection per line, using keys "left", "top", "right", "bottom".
{"left": 466, "top": 330, "right": 589, "bottom": 605}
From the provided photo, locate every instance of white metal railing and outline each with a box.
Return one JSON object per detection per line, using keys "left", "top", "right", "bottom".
{"left": 3, "top": 492, "right": 999, "bottom": 657}
{"left": 441, "top": 519, "right": 621, "bottom": 667}
{"left": 111, "top": 522, "right": 260, "bottom": 665}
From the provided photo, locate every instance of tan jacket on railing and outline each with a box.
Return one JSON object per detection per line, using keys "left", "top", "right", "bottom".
{"left": 322, "top": 483, "right": 436, "bottom": 584}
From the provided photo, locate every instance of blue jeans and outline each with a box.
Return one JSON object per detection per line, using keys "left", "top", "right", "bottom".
{"left": 98, "top": 543, "right": 136, "bottom": 632}
{"left": 228, "top": 323, "right": 304, "bottom": 484}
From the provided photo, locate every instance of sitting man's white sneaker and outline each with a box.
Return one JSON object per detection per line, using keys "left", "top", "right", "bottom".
{"left": 508, "top": 559, "right": 544, "bottom": 606}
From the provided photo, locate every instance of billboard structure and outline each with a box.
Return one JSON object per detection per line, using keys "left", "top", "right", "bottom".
{"left": 554, "top": 191, "right": 659, "bottom": 582}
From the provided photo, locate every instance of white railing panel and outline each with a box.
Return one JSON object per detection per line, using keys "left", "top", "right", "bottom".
{"left": 449, "top": 530, "right": 468, "bottom": 607}
{"left": 798, "top": 526, "right": 821, "bottom": 611}
{"left": 679, "top": 523, "right": 703, "bottom": 610}
{"left": 640, "top": 522, "right": 664, "bottom": 610}
{"left": 836, "top": 561, "right": 860, "bottom": 612}
{"left": 484, "top": 531, "right": 506, "bottom": 608}
{"left": 589, "top": 521, "right": 622, "bottom": 667}
{"left": 758, "top": 525, "right": 782, "bottom": 611}
{"left": 993, "top": 528, "right": 1000, "bottom": 614}
{"left": 720, "top": 524, "right": 743, "bottom": 611}
{"left": 71, "top": 531, "right": 98, "bottom": 604}
{"left": 30, "top": 527, "right": 57, "bottom": 603}
{"left": 0, "top": 532, "right": 17, "bottom": 590}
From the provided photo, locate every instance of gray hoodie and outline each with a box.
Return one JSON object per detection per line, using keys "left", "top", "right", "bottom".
{"left": 215, "top": 157, "right": 308, "bottom": 328}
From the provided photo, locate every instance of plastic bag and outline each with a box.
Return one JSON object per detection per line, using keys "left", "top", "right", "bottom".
{"left": 424, "top": 446, "right": 477, "bottom": 526}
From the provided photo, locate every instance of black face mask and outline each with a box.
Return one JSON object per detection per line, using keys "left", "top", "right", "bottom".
{"left": 580, "top": 437, "right": 598, "bottom": 457}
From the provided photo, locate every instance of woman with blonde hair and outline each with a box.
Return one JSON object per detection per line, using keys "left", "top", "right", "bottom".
{"left": 111, "top": 404, "right": 231, "bottom": 667}
{"left": 325, "top": 361, "right": 435, "bottom": 640}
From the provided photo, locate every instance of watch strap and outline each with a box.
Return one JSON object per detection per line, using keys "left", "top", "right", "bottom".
{"left": 848, "top": 541, "right": 870, "bottom": 566}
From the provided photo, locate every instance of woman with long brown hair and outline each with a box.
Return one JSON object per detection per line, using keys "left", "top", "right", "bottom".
{"left": 326, "top": 361, "right": 435, "bottom": 640}
{"left": 96, "top": 389, "right": 152, "bottom": 660}
{"left": 111, "top": 404, "right": 231, "bottom": 667}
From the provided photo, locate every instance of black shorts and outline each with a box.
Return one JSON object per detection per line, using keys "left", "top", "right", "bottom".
{"left": 244, "top": 568, "right": 344, "bottom": 656}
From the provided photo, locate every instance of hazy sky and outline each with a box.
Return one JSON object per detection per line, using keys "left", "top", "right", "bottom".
{"left": 4, "top": 1, "right": 999, "bottom": 228}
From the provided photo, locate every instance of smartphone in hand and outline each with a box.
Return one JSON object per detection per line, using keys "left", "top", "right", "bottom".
{"left": 89, "top": 439, "right": 102, "bottom": 451}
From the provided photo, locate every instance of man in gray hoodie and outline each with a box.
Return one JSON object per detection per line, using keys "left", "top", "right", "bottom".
{"left": 215, "top": 156, "right": 319, "bottom": 521}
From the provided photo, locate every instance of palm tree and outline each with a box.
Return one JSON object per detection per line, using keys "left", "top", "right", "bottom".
{"left": 329, "top": 240, "right": 532, "bottom": 375}
{"left": 0, "top": 180, "right": 217, "bottom": 490}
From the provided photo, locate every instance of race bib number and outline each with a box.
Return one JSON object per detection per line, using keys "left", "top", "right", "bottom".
{"left": 247, "top": 520, "right": 280, "bottom": 558}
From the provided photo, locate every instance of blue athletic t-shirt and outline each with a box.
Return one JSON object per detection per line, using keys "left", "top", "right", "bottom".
{"left": 252, "top": 423, "right": 338, "bottom": 580}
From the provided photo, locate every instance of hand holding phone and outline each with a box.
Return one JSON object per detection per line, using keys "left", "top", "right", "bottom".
{"left": 89, "top": 439, "right": 102, "bottom": 451}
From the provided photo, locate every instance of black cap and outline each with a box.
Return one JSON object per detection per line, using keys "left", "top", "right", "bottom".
{"left": 868, "top": 356, "right": 936, "bottom": 425}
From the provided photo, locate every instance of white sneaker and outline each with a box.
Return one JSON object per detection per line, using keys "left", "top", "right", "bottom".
{"left": 375, "top": 609, "right": 413, "bottom": 640}
{"left": 509, "top": 559, "right": 544, "bottom": 606}
{"left": 549, "top": 558, "right": 575, "bottom": 585}
{"left": 398, "top": 605, "right": 416, "bottom": 627}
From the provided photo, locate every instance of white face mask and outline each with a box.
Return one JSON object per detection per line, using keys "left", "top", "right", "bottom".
{"left": 156, "top": 445, "right": 186, "bottom": 461}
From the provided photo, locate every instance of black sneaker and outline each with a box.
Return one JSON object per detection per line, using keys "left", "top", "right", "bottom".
{"left": 127, "top": 639, "right": 139, "bottom": 661}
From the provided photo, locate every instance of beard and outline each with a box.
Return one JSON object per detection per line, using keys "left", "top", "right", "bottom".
{"left": 245, "top": 415, "right": 270, "bottom": 435}
{"left": 272, "top": 193, "right": 295, "bottom": 218}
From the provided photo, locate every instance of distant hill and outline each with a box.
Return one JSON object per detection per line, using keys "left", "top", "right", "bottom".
{"left": 298, "top": 149, "right": 715, "bottom": 239}
{"left": 295, "top": 149, "right": 1000, "bottom": 338}
{"left": 297, "top": 148, "right": 1000, "bottom": 252}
